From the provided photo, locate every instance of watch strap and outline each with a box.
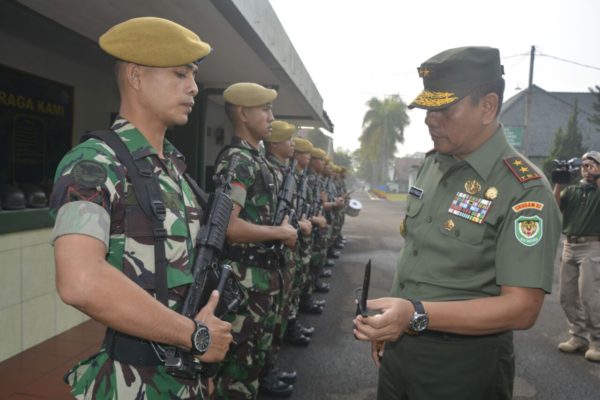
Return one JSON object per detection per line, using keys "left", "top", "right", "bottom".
{"left": 408, "top": 299, "right": 425, "bottom": 314}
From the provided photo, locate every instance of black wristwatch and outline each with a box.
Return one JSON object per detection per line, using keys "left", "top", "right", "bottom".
{"left": 190, "top": 320, "right": 211, "bottom": 356}
{"left": 407, "top": 299, "right": 429, "bottom": 334}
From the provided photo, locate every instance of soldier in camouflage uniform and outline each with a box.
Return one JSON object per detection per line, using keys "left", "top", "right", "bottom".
{"left": 262, "top": 121, "right": 313, "bottom": 392}
{"left": 300, "top": 148, "right": 331, "bottom": 313}
{"left": 49, "top": 17, "right": 232, "bottom": 400}
{"left": 213, "top": 83, "right": 298, "bottom": 399}
{"left": 286, "top": 137, "right": 325, "bottom": 343}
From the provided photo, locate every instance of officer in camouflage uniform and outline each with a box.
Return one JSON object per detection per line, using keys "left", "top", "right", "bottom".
{"left": 262, "top": 121, "right": 313, "bottom": 392}
{"left": 49, "top": 17, "right": 232, "bottom": 400}
{"left": 213, "top": 83, "right": 298, "bottom": 399}
{"left": 354, "top": 46, "right": 561, "bottom": 400}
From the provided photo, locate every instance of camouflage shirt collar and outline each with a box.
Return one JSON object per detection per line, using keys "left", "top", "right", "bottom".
{"left": 266, "top": 153, "right": 288, "bottom": 168}
{"left": 111, "top": 117, "right": 179, "bottom": 161}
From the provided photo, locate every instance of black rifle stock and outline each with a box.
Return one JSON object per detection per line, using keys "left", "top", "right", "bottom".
{"left": 164, "top": 156, "right": 241, "bottom": 380}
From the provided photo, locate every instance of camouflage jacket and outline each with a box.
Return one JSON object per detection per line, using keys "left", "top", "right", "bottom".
{"left": 49, "top": 118, "right": 204, "bottom": 399}
{"left": 215, "top": 138, "right": 282, "bottom": 292}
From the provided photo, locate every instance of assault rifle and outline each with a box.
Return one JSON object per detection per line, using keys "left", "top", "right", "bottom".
{"left": 164, "top": 156, "right": 241, "bottom": 380}
{"left": 273, "top": 158, "right": 298, "bottom": 228}
{"left": 296, "top": 169, "right": 308, "bottom": 219}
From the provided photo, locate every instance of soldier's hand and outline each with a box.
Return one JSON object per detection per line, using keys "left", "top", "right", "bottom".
{"left": 320, "top": 191, "right": 328, "bottom": 203}
{"left": 195, "top": 290, "right": 233, "bottom": 363}
{"left": 334, "top": 197, "right": 344, "bottom": 209}
{"left": 311, "top": 215, "right": 327, "bottom": 228}
{"left": 279, "top": 215, "right": 298, "bottom": 249}
{"left": 371, "top": 340, "right": 385, "bottom": 368}
{"left": 353, "top": 297, "right": 413, "bottom": 342}
{"left": 298, "top": 217, "right": 312, "bottom": 236}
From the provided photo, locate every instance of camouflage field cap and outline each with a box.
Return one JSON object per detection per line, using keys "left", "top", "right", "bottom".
{"left": 583, "top": 151, "right": 600, "bottom": 164}
{"left": 293, "top": 137, "right": 313, "bottom": 153}
{"left": 310, "top": 148, "right": 327, "bottom": 160}
{"left": 264, "top": 120, "right": 296, "bottom": 143}
{"left": 409, "top": 46, "right": 504, "bottom": 111}
{"left": 223, "top": 82, "right": 277, "bottom": 107}
{"left": 99, "top": 17, "right": 211, "bottom": 67}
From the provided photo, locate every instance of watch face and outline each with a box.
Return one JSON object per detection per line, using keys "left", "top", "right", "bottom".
{"left": 192, "top": 325, "right": 211, "bottom": 355}
{"left": 409, "top": 313, "right": 429, "bottom": 332}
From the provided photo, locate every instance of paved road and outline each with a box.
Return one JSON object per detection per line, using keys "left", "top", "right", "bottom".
{"left": 270, "top": 191, "right": 600, "bottom": 400}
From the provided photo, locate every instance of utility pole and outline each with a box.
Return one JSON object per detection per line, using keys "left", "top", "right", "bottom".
{"left": 522, "top": 45, "right": 535, "bottom": 156}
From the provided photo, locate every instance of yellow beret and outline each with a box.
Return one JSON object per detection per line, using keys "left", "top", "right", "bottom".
{"left": 264, "top": 120, "right": 296, "bottom": 143}
{"left": 310, "top": 148, "right": 327, "bottom": 160}
{"left": 223, "top": 82, "right": 277, "bottom": 107}
{"left": 99, "top": 17, "right": 211, "bottom": 67}
{"left": 292, "top": 137, "right": 313, "bottom": 153}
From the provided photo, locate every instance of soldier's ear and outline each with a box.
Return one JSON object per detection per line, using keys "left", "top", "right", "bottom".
{"left": 480, "top": 93, "right": 499, "bottom": 125}
{"left": 125, "top": 63, "right": 142, "bottom": 90}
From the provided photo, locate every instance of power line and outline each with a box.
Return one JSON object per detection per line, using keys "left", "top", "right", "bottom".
{"left": 538, "top": 53, "right": 600, "bottom": 71}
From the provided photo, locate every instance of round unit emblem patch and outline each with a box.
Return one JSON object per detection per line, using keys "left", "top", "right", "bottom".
{"left": 515, "top": 215, "right": 543, "bottom": 246}
{"left": 72, "top": 160, "right": 108, "bottom": 188}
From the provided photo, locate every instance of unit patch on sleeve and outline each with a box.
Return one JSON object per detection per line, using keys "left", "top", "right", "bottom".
{"left": 448, "top": 192, "right": 492, "bottom": 224}
{"left": 515, "top": 215, "right": 543, "bottom": 246}
{"left": 512, "top": 201, "right": 544, "bottom": 213}
{"left": 503, "top": 156, "right": 541, "bottom": 183}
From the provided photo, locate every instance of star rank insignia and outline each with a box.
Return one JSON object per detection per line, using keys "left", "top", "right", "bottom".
{"left": 418, "top": 67, "right": 433, "bottom": 77}
{"left": 503, "top": 156, "right": 541, "bottom": 183}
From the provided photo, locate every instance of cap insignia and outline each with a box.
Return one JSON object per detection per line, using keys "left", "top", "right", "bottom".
{"left": 413, "top": 90, "right": 458, "bottom": 108}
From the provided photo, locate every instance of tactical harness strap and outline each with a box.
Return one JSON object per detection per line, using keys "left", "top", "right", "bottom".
{"left": 81, "top": 130, "right": 169, "bottom": 306}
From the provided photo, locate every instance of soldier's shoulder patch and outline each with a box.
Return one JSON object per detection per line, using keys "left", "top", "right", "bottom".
{"left": 503, "top": 156, "right": 541, "bottom": 184}
{"left": 71, "top": 160, "right": 108, "bottom": 188}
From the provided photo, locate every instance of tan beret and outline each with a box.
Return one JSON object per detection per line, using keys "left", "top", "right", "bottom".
{"left": 293, "top": 137, "right": 313, "bottom": 153}
{"left": 223, "top": 82, "right": 277, "bottom": 107}
{"left": 310, "top": 148, "right": 327, "bottom": 160}
{"left": 324, "top": 155, "right": 332, "bottom": 163}
{"left": 264, "top": 120, "right": 296, "bottom": 143}
{"left": 99, "top": 17, "right": 211, "bottom": 67}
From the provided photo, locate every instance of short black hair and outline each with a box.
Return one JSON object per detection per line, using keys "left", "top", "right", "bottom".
{"left": 468, "top": 78, "right": 505, "bottom": 117}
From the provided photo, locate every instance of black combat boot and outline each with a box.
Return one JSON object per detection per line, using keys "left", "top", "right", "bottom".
{"left": 299, "top": 297, "right": 324, "bottom": 314}
{"left": 275, "top": 367, "right": 297, "bottom": 385}
{"left": 297, "top": 320, "right": 315, "bottom": 336}
{"left": 327, "top": 249, "right": 341, "bottom": 259}
{"left": 284, "top": 319, "right": 311, "bottom": 347}
{"left": 326, "top": 259, "right": 335, "bottom": 267}
{"left": 320, "top": 269, "right": 332, "bottom": 278}
{"left": 314, "top": 280, "right": 330, "bottom": 293}
{"left": 259, "top": 367, "right": 294, "bottom": 397}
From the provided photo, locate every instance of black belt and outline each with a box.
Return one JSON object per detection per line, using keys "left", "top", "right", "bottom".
{"left": 226, "top": 246, "right": 282, "bottom": 269}
{"left": 104, "top": 328, "right": 162, "bottom": 366}
{"left": 566, "top": 235, "right": 600, "bottom": 244}
{"left": 407, "top": 329, "right": 502, "bottom": 340}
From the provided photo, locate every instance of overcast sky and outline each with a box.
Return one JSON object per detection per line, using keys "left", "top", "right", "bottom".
{"left": 268, "top": 0, "right": 600, "bottom": 157}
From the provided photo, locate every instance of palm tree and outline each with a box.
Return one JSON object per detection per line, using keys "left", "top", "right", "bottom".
{"left": 359, "top": 95, "right": 410, "bottom": 185}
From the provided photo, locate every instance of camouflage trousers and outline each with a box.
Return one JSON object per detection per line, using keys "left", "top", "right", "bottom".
{"left": 308, "top": 226, "right": 331, "bottom": 293}
{"left": 65, "top": 350, "right": 204, "bottom": 399}
{"left": 215, "top": 265, "right": 282, "bottom": 400}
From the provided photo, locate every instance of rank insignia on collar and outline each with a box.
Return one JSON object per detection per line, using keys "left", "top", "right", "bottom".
{"left": 503, "top": 156, "right": 541, "bottom": 183}
{"left": 464, "top": 180, "right": 481, "bottom": 195}
{"left": 448, "top": 192, "right": 492, "bottom": 224}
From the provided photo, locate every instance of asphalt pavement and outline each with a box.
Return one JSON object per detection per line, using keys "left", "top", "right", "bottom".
{"left": 269, "top": 191, "right": 600, "bottom": 400}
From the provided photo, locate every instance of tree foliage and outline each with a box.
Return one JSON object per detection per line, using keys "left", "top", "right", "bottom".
{"left": 588, "top": 85, "right": 600, "bottom": 132}
{"left": 543, "top": 100, "right": 585, "bottom": 176}
{"left": 333, "top": 148, "right": 352, "bottom": 170}
{"left": 358, "top": 95, "right": 410, "bottom": 185}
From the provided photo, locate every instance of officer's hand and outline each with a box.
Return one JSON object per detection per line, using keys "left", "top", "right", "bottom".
{"left": 298, "top": 217, "right": 312, "bottom": 236}
{"left": 194, "top": 290, "right": 233, "bottom": 363}
{"left": 279, "top": 215, "right": 298, "bottom": 249}
{"left": 353, "top": 297, "right": 413, "bottom": 342}
{"left": 371, "top": 340, "right": 385, "bottom": 368}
